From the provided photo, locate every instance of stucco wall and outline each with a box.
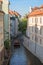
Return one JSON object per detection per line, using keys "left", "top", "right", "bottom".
{"left": 23, "top": 36, "right": 43, "bottom": 63}
{"left": 2, "top": 0, "right": 9, "bottom": 40}
{"left": 26, "top": 16, "right": 43, "bottom": 46}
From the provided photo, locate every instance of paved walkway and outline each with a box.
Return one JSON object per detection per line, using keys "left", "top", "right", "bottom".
{"left": 9, "top": 32, "right": 43, "bottom": 65}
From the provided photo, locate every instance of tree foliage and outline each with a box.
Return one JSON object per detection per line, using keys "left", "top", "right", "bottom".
{"left": 18, "top": 17, "right": 27, "bottom": 34}
{"left": 4, "top": 39, "right": 10, "bottom": 49}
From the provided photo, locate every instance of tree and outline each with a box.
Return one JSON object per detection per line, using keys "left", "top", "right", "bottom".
{"left": 18, "top": 17, "right": 27, "bottom": 34}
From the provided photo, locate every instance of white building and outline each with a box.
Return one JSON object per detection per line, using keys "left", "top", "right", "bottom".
{"left": 24, "top": 5, "right": 43, "bottom": 63}
{"left": 9, "top": 10, "right": 20, "bottom": 38}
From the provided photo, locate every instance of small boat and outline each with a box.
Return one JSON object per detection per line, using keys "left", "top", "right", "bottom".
{"left": 14, "top": 39, "right": 20, "bottom": 47}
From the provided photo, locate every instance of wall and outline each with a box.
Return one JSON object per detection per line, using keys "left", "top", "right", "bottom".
{"left": 2, "top": 0, "right": 9, "bottom": 40}
{"left": 0, "top": 13, "right": 4, "bottom": 65}
{"left": 23, "top": 36, "right": 43, "bottom": 63}
{"left": 23, "top": 15, "right": 43, "bottom": 63}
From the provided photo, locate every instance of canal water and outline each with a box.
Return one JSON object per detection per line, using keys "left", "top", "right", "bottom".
{"left": 9, "top": 33, "right": 43, "bottom": 65}
{"left": 9, "top": 44, "right": 43, "bottom": 65}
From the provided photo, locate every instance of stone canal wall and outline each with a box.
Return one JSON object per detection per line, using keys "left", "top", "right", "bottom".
{"left": 23, "top": 35, "right": 43, "bottom": 63}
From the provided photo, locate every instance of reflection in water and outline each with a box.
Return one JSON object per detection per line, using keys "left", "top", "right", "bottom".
{"left": 10, "top": 33, "right": 42, "bottom": 65}
{"left": 10, "top": 45, "right": 42, "bottom": 65}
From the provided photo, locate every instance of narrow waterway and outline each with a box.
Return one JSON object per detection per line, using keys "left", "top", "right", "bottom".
{"left": 10, "top": 45, "right": 43, "bottom": 65}
{"left": 9, "top": 33, "right": 43, "bottom": 65}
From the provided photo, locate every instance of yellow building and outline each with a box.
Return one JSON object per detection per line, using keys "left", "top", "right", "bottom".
{"left": 0, "top": 0, "right": 10, "bottom": 65}
{"left": 0, "top": 10, "right": 5, "bottom": 65}
{"left": 2, "top": 0, "right": 10, "bottom": 40}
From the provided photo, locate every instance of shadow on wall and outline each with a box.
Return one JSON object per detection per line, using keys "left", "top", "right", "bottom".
{"left": 4, "top": 14, "right": 10, "bottom": 40}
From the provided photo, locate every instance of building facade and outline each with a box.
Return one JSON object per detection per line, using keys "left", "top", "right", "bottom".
{"left": 0, "top": 0, "right": 9, "bottom": 65}
{"left": 0, "top": 4, "right": 5, "bottom": 65}
{"left": 9, "top": 10, "right": 20, "bottom": 38}
{"left": 2, "top": 0, "right": 10, "bottom": 40}
{"left": 0, "top": 1, "right": 4, "bottom": 65}
{"left": 26, "top": 5, "right": 43, "bottom": 63}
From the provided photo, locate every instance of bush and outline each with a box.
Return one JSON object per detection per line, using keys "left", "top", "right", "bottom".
{"left": 4, "top": 39, "right": 10, "bottom": 50}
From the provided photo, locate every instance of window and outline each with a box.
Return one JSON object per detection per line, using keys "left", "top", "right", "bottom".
{"left": 0, "top": 27, "right": 3, "bottom": 33}
{"left": 40, "top": 39, "right": 42, "bottom": 44}
{"left": 40, "top": 28, "right": 42, "bottom": 35}
{"left": 40, "top": 18, "right": 42, "bottom": 23}
{"left": 40, "top": 26, "right": 43, "bottom": 35}
{"left": 32, "top": 27, "right": 33, "bottom": 32}
{"left": 32, "top": 18, "right": 33, "bottom": 23}
{"left": 0, "top": 15, "right": 3, "bottom": 21}
{"left": 35, "top": 35, "right": 38, "bottom": 42}
{"left": 35, "top": 26, "right": 38, "bottom": 33}
{"left": 0, "top": 2, "right": 2, "bottom": 10}
{"left": 32, "top": 35, "right": 34, "bottom": 40}
{"left": 35, "top": 18, "right": 38, "bottom": 23}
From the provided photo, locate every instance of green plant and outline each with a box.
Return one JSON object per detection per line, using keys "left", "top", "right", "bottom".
{"left": 18, "top": 17, "right": 27, "bottom": 34}
{"left": 4, "top": 39, "right": 10, "bottom": 50}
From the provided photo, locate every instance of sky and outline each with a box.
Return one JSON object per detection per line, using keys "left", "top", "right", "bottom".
{"left": 9, "top": 0, "right": 43, "bottom": 16}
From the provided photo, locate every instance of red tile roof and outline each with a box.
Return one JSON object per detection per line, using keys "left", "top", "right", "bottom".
{"left": 0, "top": 11, "right": 5, "bottom": 14}
{"left": 28, "top": 5, "right": 43, "bottom": 17}
{"left": 40, "top": 5, "right": 43, "bottom": 8}
{"left": 29, "top": 10, "right": 43, "bottom": 17}
{"left": 0, "top": 0, "right": 2, "bottom": 2}
{"left": 9, "top": 10, "right": 20, "bottom": 16}
{"left": 9, "top": 10, "right": 14, "bottom": 15}
{"left": 32, "top": 7, "right": 39, "bottom": 10}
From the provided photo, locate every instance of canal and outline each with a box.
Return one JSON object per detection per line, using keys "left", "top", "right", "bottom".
{"left": 9, "top": 33, "right": 43, "bottom": 65}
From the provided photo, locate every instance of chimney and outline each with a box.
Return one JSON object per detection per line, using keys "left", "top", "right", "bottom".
{"left": 29, "top": 6, "right": 32, "bottom": 13}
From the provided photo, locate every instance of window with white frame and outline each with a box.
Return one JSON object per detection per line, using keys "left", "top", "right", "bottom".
{"left": 35, "top": 35, "right": 38, "bottom": 42}
{"left": 32, "top": 35, "right": 34, "bottom": 40}
{"left": 35, "top": 26, "right": 38, "bottom": 33}
{"left": 40, "top": 26, "right": 43, "bottom": 35}
{"left": 40, "top": 28, "right": 42, "bottom": 35}
{"left": 35, "top": 18, "right": 38, "bottom": 23}
{"left": 32, "top": 27, "right": 33, "bottom": 32}
{"left": 32, "top": 18, "right": 33, "bottom": 23}
{"left": 40, "top": 17, "right": 42, "bottom": 24}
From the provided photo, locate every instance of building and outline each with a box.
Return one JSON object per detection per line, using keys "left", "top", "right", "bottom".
{"left": 9, "top": 10, "right": 21, "bottom": 38}
{"left": 0, "top": 1, "right": 4, "bottom": 65}
{"left": 2, "top": 0, "right": 10, "bottom": 40}
{"left": 0, "top": 11, "right": 4, "bottom": 65}
{"left": 0, "top": 1, "right": 5, "bottom": 65}
{"left": 25, "top": 5, "right": 43, "bottom": 63}
{"left": 0, "top": 0, "right": 10, "bottom": 65}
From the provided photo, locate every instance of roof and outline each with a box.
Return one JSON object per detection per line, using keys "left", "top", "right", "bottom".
{"left": 0, "top": 10, "right": 5, "bottom": 14}
{"left": 40, "top": 5, "right": 43, "bottom": 8}
{"left": 0, "top": 0, "right": 2, "bottom": 2}
{"left": 32, "top": 7, "right": 39, "bottom": 10}
{"left": 28, "top": 5, "right": 43, "bottom": 17}
{"left": 29, "top": 10, "right": 43, "bottom": 17}
{"left": 9, "top": 10, "right": 21, "bottom": 16}
{"left": 9, "top": 10, "right": 14, "bottom": 15}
